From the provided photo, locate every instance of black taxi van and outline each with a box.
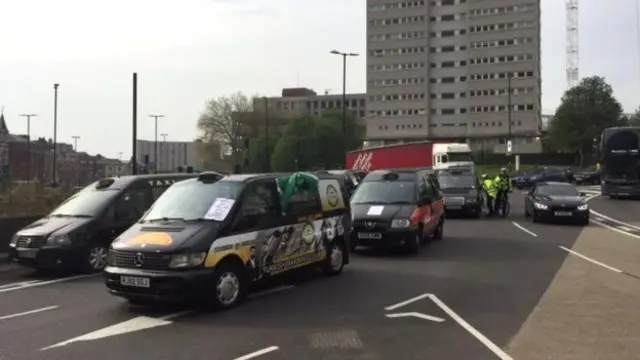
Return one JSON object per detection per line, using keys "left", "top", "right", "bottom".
{"left": 104, "top": 171, "right": 351, "bottom": 309}
{"left": 350, "top": 168, "right": 445, "bottom": 253}
{"left": 8, "top": 173, "right": 200, "bottom": 272}
{"left": 436, "top": 167, "right": 483, "bottom": 218}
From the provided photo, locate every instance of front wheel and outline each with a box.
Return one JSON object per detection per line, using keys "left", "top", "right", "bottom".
{"left": 210, "top": 262, "right": 246, "bottom": 310}
{"left": 84, "top": 245, "right": 109, "bottom": 273}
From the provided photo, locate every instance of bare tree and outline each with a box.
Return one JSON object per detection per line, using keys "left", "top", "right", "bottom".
{"left": 197, "top": 92, "right": 255, "bottom": 167}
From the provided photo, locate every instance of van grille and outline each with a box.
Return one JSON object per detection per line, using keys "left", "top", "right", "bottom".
{"left": 16, "top": 236, "right": 46, "bottom": 248}
{"left": 110, "top": 250, "right": 171, "bottom": 270}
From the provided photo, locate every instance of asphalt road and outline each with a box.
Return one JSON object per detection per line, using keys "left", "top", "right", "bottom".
{"left": 0, "top": 194, "right": 584, "bottom": 360}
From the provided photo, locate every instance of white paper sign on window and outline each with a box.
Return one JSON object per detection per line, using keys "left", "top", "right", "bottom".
{"left": 204, "top": 198, "right": 236, "bottom": 221}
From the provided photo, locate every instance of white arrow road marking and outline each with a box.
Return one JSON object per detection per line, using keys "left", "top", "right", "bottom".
{"left": 233, "top": 346, "right": 279, "bottom": 360}
{"left": 386, "top": 312, "right": 445, "bottom": 322}
{"left": 384, "top": 293, "right": 514, "bottom": 360}
{"left": 40, "top": 310, "right": 191, "bottom": 350}
{"left": 0, "top": 306, "right": 58, "bottom": 321}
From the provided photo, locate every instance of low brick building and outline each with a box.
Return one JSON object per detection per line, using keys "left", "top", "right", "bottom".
{"left": 0, "top": 112, "right": 49, "bottom": 183}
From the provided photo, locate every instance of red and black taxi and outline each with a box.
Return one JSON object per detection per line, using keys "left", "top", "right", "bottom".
{"left": 349, "top": 169, "right": 445, "bottom": 253}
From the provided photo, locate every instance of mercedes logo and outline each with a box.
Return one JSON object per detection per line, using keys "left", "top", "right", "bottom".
{"left": 365, "top": 221, "right": 375, "bottom": 229}
{"left": 133, "top": 252, "right": 145, "bottom": 267}
{"left": 24, "top": 238, "right": 32, "bottom": 246}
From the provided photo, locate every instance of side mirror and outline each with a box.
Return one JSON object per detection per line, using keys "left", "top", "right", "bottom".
{"left": 417, "top": 197, "right": 432, "bottom": 207}
{"left": 580, "top": 192, "right": 587, "bottom": 197}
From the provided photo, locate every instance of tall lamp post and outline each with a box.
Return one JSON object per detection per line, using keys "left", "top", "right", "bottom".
{"left": 261, "top": 97, "right": 269, "bottom": 171}
{"left": 71, "top": 135, "right": 80, "bottom": 186}
{"left": 330, "top": 50, "right": 359, "bottom": 135}
{"left": 148, "top": 114, "right": 164, "bottom": 173}
{"left": 19, "top": 113, "right": 37, "bottom": 180}
{"left": 52, "top": 83, "right": 59, "bottom": 185}
{"left": 507, "top": 75, "right": 513, "bottom": 170}
{"left": 160, "top": 133, "right": 167, "bottom": 172}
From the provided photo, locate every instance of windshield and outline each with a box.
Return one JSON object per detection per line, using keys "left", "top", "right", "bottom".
{"left": 351, "top": 181, "right": 416, "bottom": 205}
{"left": 50, "top": 190, "right": 119, "bottom": 217}
{"left": 604, "top": 154, "right": 640, "bottom": 179}
{"left": 142, "top": 180, "right": 244, "bottom": 221}
{"left": 535, "top": 185, "right": 579, "bottom": 197}
{"left": 437, "top": 174, "right": 476, "bottom": 189}
{"left": 447, "top": 152, "right": 473, "bottom": 162}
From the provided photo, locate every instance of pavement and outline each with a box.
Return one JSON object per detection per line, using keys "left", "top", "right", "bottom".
{"left": 0, "top": 191, "right": 636, "bottom": 360}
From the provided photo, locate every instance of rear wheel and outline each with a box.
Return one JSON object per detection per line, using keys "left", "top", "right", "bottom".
{"left": 432, "top": 218, "right": 444, "bottom": 241}
{"left": 321, "top": 242, "right": 345, "bottom": 275}
{"left": 84, "top": 245, "right": 108, "bottom": 273}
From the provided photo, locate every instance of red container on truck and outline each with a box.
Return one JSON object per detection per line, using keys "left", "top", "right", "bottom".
{"left": 346, "top": 141, "right": 473, "bottom": 171}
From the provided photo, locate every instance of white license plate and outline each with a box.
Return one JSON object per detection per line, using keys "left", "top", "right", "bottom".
{"left": 120, "top": 276, "right": 150, "bottom": 288}
{"left": 17, "top": 248, "right": 38, "bottom": 259}
{"left": 358, "top": 233, "right": 382, "bottom": 239}
{"left": 554, "top": 211, "right": 572, "bottom": 216}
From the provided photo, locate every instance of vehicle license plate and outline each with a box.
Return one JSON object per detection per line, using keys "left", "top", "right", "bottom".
{"left": 17, "top": 249, "right": 38, "bottom": 259}
{"left": 554, "top": 211, "right": 572, "bottom": 216}
{"left": 444, "top": 197, "right": 464, "bottom": 205}
{"left": 446, "top": 205, "right": 462, "bottom": 210}
{"left": 120, "top": 276, "right": 150, "bottom": 288}
{"left": 358, "top": 233, "right": 382, "bottom": 239}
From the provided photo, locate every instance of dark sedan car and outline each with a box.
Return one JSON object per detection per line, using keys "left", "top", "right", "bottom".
{"left": 514, "top": 167, "right": 570, "bottom": 189}
{"left": 574, "top": 167, "right": 601, "bottom": 185}
{"left": 524, "top": 182, "right": 589, "bottom": 225}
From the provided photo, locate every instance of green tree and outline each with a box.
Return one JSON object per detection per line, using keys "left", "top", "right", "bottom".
{"left": 243, "top": 134, "right": 281, "bottom": 173}
{"left": 271, "top": 111, "right": 363, "bottom": 171}
{"left": 547, "top": 76, "right": 625, "bottom": 164}
{"left": 626, "top": 107, "right": 640, "bottom": 126}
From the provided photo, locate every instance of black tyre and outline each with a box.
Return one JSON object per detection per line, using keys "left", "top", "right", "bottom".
{"left": 321, "top": 242, "right": 346, "bottom": 275}
{"left": 432, "top": 218, "right": 444, "bottom": 241}
{"left": 84, "top": 245, "right": 109, "bottom": 273}
{"left": 210, "top": 260, "right": 246, "bottom": 310}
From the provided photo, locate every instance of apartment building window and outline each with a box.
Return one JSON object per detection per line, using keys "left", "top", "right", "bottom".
{"left": 469, "top": 22, "right": 536, "bottom": 34}
{"left": 369, "top": 108, "right": 427, "bottom": 117}
{"left": 369, "top": 47, "right": 426, "bottom": 57}
{"left": 469, "top": 87, "right": 535, "bottom": 97}
{"left": 469, "top": 71, "right": 534, "bottom": 81}
{"left": 370, "top": 93, "right": 426, "bottom": 102}
{"left": 369, "top": 1, "right": 426, "bottom": 12}
{"left": 441, "top": 61, "right": 455, "bottom": 68}
{"left": 470, "top": 104, "right": 536, "bottom": 113}
{"left": 369, "top": 62, "right": 426, "bottom": 72}
{"left": 430, "top": 0, "right": 464, "bottom": 6}
{"left": 370, "top": 31, "right": 428, "bottom": 42}
{"left": 470, "top": 54, "right": 534, "bottom": 65}
{"left": 441, "top": 93, "right": 455, "bottom": 99}
{"left": 469, "top": 4, "right": 535, "bottom": 18}
{"left": 470, "top": 37, "right": 534, "bottom": 50}
{"left": 369, "top": 16, "right": 425, "bottom": 27}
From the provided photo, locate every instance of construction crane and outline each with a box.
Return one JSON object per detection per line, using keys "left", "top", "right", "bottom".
{"left": 566, "top": 0, "right": 579, "bottom": 89}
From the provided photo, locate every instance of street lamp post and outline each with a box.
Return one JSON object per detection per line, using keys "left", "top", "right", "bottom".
{"left": 52, "top": 83, "right": 59, "bottom": 185}
{"left": 262, "top": 97, "right": 269, "bottom": 171}
{"left": 72, "top": 135, "right": 80, "bottom": 186}
{"left": 330, "top": 50, "right": 359, "bottom": 135}
{"left": 148, "top": 114, "right": 164, "bottom": 173}
{"left": 507, "top": 75, "right": 513, "bottom": 170}
{"left": 160, "top": 133, "right": 167, "bottom": 172}
{"left": 19, "top": 113, "right": 37, "bottom": 180}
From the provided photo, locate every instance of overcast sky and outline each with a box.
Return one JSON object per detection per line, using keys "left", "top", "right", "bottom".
{"left": 0, "top": 0, "right": 637, "bottom": 159}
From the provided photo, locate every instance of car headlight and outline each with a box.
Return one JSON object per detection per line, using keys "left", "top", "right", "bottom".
{"left": 47, "top": 234, "right": 71, "bottom": 246}
{"left": 577, "top": 204, "right": 588, "bottom": 211}
{"left": 391, "top": 219, "right": 411, "bottom": 228}
{"left": 9, "top": 234, "right": 18, "bottom": 246}
{"left": 169, "top": 252, "right": 207, "bottom": 268}
{"left": 534, "top": 202, "right": 548, "bottom": 210}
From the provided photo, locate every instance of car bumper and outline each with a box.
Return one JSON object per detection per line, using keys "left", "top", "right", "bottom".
{"left": 104, "top": 266, "right": 214, "bottom": 303}
{"left": 351, "top": 228, "right": 418, "bottom": 248}
{"left": 8, "top": 245, "right": 85, "bottom": 269}
{"left": 533, "top": 209, "right": 589, "bottom": 222}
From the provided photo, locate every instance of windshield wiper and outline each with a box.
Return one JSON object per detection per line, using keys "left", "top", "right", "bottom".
{"left": 50, "top": 214, "right": 92, "bottom": 218}
{"left": 142, "top": 217, "right": 187, "bottom": 223}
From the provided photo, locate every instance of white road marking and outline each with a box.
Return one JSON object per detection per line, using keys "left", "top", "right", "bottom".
{"left": 591, "top": 219, "right": 640, "bottom": 240}
{"left": 386, "top": 312, "right": 445, "bottom": 322}
{"left": 40, "top": 310, "right": 191, "bottom": 350}
{"left": 427, "top": 294, "right": 514, "bottom": 360}
{"left": 559, "top": 246, "right": 623, "bottom": 273}
{"left": 511, "top": 222, "right": 537, "bottom": 237}
{"left": 0, "top": 274, "right": 98, "bottom": 294}
{"left": 0, "top": 305, "right": 58, "bottom": 321}
{"left": 233, "top": 346, "right": 279, "bottom": 360}
{"left": 249, "top": 285, "right": 295, "bottom": 299}
{"left": 589, "top": 209, "right": 640, "bottom": 231}
{"left": 384, "top": 293, "right": 430, "bottom": 311}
